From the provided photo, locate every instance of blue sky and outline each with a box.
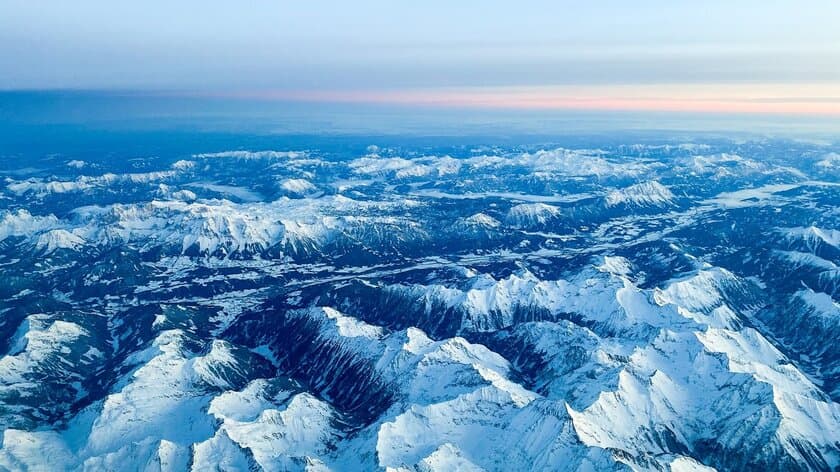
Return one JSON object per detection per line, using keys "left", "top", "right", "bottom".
{"left": 1, "top": 1, "right": 839, "bottom": 114}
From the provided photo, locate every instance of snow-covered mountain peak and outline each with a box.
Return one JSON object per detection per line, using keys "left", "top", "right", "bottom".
{"left": 462, "top": 212, "right": 501, "bottom": 228}
{"left": 780, "top": 226, "right": 840, "bottom": 251}
{"left": 505, "top": 203, "right": 561, "bottom": 228}
{"left": 605, "top": 180, "right": 676, "bottom": 207}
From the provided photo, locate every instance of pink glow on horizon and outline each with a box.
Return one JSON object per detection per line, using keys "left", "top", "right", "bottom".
{"left": 215, "top": 84, "right": 840, "bottom": 116}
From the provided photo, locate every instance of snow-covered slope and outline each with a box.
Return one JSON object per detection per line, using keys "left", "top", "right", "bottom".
{"left": 505, "top": 203, "right": 562, "bottom": 228}
{"left": 605, "top": 181, "right": 676, "bottom": 207}
{"left": 1, "top": 139, "right": 839, "bottom": 471}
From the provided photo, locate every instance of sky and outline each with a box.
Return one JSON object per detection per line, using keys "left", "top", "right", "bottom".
{"left": 1, "top": 1, "right": 840, "bottom": 115}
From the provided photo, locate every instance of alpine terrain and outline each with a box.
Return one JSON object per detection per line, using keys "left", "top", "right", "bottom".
{"left": 0, "top": 138, "right": 839, "bottom": 471}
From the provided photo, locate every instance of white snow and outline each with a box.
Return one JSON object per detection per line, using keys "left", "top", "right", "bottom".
{"left": 66, "top": 160, "right": 87, "bottom": 169}
{"left": 171, "top": 159, "right": 196, "bottom": 170}
{"left": 192, "top": 150, "right": 305, "bottom": 160}
{"left": 279, "top": 178, "right": 317, "bottom": 195}
{"left": 780, "top": 226, "right": 840, "bottom": 251}
{"left": 35, "top": 229, "right": 85, "bottom": 253}
{"left": 0, "top": 209, "right": 61, "bottom": 241}
{"left": 6, "top": 171, "right": 179, "bottom": 197}
{"left": 505, "top": 203, "right": 561, "bottom": 227}
{"left": 704, "top": 183, "right": 800, "bottom": 209}
{"left": 816, "top": 152, "right": 840, "bottom": 171}
{"left": 185, "top": 182, "right": 263, "bottom": 202}
{"left": 462, "top": 213, "right": 501, "bottom": 228}
{"left": 605, "top": 181, "right": 675, "bottom": 207}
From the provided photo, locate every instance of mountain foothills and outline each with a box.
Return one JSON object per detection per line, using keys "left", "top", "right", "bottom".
{"left": 0, "top": 139, "right": 839, "bottom": 471}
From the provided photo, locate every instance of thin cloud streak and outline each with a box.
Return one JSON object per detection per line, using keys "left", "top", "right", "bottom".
{"left": 215, "top": 84, "right": 840, "bottom": 116}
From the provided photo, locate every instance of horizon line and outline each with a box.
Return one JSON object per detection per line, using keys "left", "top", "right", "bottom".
{"left": 3, "top": 84, "right": 840, "bottom": 117}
